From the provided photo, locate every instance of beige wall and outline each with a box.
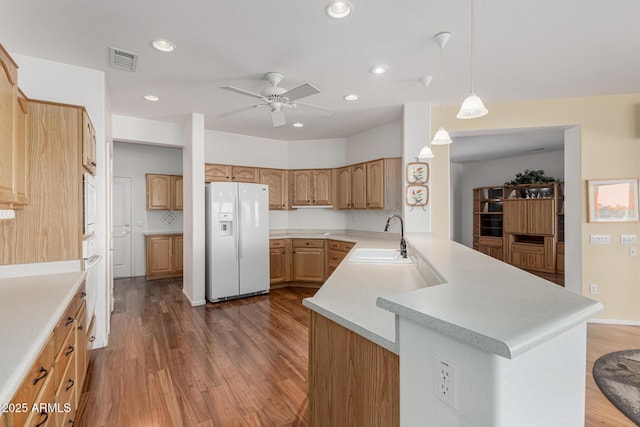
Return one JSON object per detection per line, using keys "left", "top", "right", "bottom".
{"left": 438, "top": 93, "right": 640, "bottom": 321}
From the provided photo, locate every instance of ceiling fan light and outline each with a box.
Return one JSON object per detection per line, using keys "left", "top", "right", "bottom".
{"left": 456, "top": 93, "right": 488, "bottom": 119}
{"left": 431, "top": 127, "right": 452, "bottom": 145}
{"left": 417, "top": 144, "right": 434, "bottom": 160}
{"left": 325, "top": 1, "right": 352, "bottom": 18}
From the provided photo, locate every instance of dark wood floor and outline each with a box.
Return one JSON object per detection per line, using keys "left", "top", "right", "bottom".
{"left": 76, "top": 277, "right": 639, "bottom": 427}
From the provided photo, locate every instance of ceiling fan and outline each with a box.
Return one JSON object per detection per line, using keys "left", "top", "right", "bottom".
{"left": 218, "top": 72, "right": 333, "bottom": 127}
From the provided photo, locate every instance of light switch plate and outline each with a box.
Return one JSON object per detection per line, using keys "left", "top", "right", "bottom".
{"left": 621, "top": 234, "right": 638, "bottom": 245}
{"left": 590, "top": 234, "right": 611, "bottom": 245}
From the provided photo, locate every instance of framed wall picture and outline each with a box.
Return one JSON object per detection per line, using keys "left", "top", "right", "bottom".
{"left": 588, "top": 179, "right": 639, "bottom": 222}
{"left": 406, "top": 162, "right": 429, "bottom": 184}
{"left": 406, "top": 184, "right": 429, "bottom": 206}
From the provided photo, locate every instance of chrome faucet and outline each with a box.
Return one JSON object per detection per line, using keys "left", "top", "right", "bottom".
{"left": 384, "top": 214, "right": 407, "bottom": 258}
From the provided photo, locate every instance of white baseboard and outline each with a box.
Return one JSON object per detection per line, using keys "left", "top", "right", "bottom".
{"left": 182, "top": 287, "right": 206, "bottom": 306}
{"left": 588, "top": 318, "right": 640, "bottom": 326}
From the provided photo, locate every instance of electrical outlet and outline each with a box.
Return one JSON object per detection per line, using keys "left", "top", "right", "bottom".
{"left": 589, "top": 283, "right": 598, "bottom": 294}
{"left": 434, "top": 356, "right": 457, "bottom": 409}
{"left": 590, "top": 234, "right": 611, "bottom": 245}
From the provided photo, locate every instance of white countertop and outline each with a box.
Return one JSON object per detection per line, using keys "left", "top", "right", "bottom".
{"left": 0, "top": 271, "right": 86, "bottom": 405}
{"left": 301, "top": 231, "right": 602, "bottom": 359}
{"left": 144, "top": 230, "right": 183, "bottom": 236}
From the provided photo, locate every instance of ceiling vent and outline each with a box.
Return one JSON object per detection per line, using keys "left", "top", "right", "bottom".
{"left": 109, "top": 47, "right": 138, "bottom": 72}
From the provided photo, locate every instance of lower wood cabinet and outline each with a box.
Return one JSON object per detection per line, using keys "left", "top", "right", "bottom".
{"left": 326, "top": 240, "right": 355, "bottom": 279}
{"left": 146, "top": 234, "right": 183, "bottom": 280}
{"left": 292, "top": 239, "right": 325, "bottom": 282}
{"left": 6, "top": 281, "right": 90, "bottom": 427}
{"left": 269, "top": 239, "right": 292, "bottom": 286}
{"left": 309, "top": 312, "right": 399, "bottom": 427}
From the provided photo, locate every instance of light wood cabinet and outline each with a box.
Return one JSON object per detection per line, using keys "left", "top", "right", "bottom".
{"left": 204, "top": 164, "right": 259, "bottom": 183}
{"left": 205, "top": 163, "right": 232, "bottom": 182}
{"left": 333, "top": 166, "right": 351, "bottom": 209}
{"left": 12, "top": 90, "right": 29, "bottom": 207}
{"left": 292, "top": 239, "right": 325, "bottom": 282}
{"left": 0, "top": 100, "right": 87, "bottom": 265}
{"left": 326, "top": 240, "right": 355, "bottom": 279}
{"left": 8, "top": 281, "right": 90, "bottom": 427}
{"left": 269, "top": 239, "right": 292, "bottom": 286}
{"left": 146, "top": 234, "right": 183, "bottom": 280}
{"left": 260, "top": 168, "right": 289, "bottom": 210}
{"left": 291, "top": 169, "right": 332, "bottom": 207}
{"left": 350, "top": 163, "right": 367, "bottom": 209}
{"left": 504, "top": 199, "right": 555, "bottom": 235}
{"left": 82, "top": 110, "right": 96, "bottom": 175}
{"left": 146, "top": 174, "right": 183, "bottom": 210}
{"left": 366, "top": 159, "right": 384, "bottom": 208}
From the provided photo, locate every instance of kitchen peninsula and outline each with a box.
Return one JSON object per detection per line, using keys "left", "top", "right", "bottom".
{"left": 303, "top": 232, "right": 602, "bottom": 427}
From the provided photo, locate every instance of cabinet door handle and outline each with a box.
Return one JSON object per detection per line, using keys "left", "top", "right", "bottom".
{"left": 34, "top": 410, "right": 49, "bottom": 427}
{"left": 77, "top": 325, "right": 84, "bottom": 331}
{"left": 65, "top": 316, "right": 74, "bottom": 326}
{"left": 65, "top": 378, "right": 75, "bottom": 392}
{"left": 89, "top": 336, "right": 96, "bottom": 343}
{"left": 33, "top": 367, "right": 48, "bottom": 385}
{"left": 81, "top": 291, "right": 87, "bottom": 298}
{"left": 65, "top": 345, "right": 75, "bottom": 356}
{"left": 90, "top": 161, "right": 97, "bottom": 166}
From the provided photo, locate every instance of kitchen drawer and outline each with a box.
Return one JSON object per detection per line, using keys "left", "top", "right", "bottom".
{"left": 328, "top": 240, "right": 355, "bottom": 252}
{"left": 74, "top": 281, "right": 87, "bottom": 314}
{"left": 512, "top": 252, "right": 545, "bottom": 270}
{"left": 293, "top": 239, "right": 324, "bottom": 248}
{"left": 478, "top": 237, "right": 502, "bottom": 247}
{"left": 269, "top": 239, "right": 286, "bottom": 248}
{"left": 11, "top": 334, "right": 54, "bottom": 426}
{"left": 55, "top": 356, "right": 77, "bottom": 427}
{"left": 54, "top": 302, "right": 75, "bottom": 350}
{"left": 511, "top": 243, "right": 544, "bottom": 255}
{"left": 23, "top": 371, "right": 55, "bottom": 427}
{"left": 54, "top": 326, "right": 75, "bottom": 389}
{"left": 327, "top": 249, "right": 347, "bottom": 269}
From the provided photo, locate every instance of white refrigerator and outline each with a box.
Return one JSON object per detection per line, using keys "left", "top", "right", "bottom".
{"left": 205, "top": 182, "right": 270, "bottom": 302}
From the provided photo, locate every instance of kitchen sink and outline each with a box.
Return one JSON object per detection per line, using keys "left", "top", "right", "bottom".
{"left": 347, "top": 248, "right": 413, "bottom": 264}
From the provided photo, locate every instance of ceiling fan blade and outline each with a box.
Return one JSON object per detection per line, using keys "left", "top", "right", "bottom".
{"left": 271, "top": 110, "right": 286, "bottom": 127}
{"left": 220, "top": 86, "right": 265, "bottom": 99}
{"left": 295, "top": 101, "right": 334, "bottom": 117}
{"left": 283, "top": 83, "right": 320, "bottom": 102}
{"left": 217, "top": 104, "right": 262, "bottom": 118}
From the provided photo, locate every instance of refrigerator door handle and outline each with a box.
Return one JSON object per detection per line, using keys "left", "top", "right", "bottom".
{"left": 235, "top": 196, "right": 241, "bottom": 260}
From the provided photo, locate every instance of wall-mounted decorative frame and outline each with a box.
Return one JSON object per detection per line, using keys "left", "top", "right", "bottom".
{"left": 588, "top": 179, "right": 639, "bottom": 222}
{"left": 406, "top": 184, "right": 429, "bottom": 207}
{"left": 406, "top": 162, "right": 429, "bottom": 184}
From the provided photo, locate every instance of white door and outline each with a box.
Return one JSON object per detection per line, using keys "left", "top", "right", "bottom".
{"left": 112, "top": 176, "right": 132, "bottom": 278}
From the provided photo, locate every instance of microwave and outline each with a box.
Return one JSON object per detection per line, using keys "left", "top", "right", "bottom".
{"left": 83, "top": 173, "right": 96, "bottom": 235}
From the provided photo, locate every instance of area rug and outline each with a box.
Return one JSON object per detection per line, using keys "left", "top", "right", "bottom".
{"left": 593, "top": 350, "right": 640, "bottom": 425}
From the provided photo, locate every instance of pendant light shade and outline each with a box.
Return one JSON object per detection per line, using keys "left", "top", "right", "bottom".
{"left": 418, "top": 144, "right": 434, "bottom": 160}
{"left": 457, "top": 0, "right": 488, "bottom": 120}
{"left": 457, "top": 93, "right": 488, "bottom": 119}
{"left": 431, "top": 127, "right": 452, "bottom": 145}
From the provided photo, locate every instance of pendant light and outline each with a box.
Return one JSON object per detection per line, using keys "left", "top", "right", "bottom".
{"left": 457, "top": 0, "right": 488, "bottom": 119}
{"left": 431, "top": 32, "right": 452, "bottom": 145}
{"left": 417, "top": 76, "right": 434, "bottom": 160}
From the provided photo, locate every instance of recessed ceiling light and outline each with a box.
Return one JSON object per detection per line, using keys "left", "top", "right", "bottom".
{"left": 344, "top": 94, "right": 359, "bottom": 101}
{"left": 369, "top": 64, "right": 389, "bottom": 75}
{"left": 151, "top": 39, "right": 176, "bottom": 52}
{"left": 325, "top": 1, "right": 352, "bottom": 18}
{"left": 293, "top": 122, "right": 304, "bottom": 128}
{"left": 144, "top": 95, "right": 159, "bottom": 102}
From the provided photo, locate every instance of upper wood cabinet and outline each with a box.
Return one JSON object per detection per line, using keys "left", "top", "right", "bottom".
{"left": 0, "top": 43, "right": 29, "bottom": 209}
{"left": 291, "top": 169, "right": 332, "bottom": 206}
{"left": 333, "top": 166, "right": 351, "bottom": 209}
{"left": 350, "top": 163, "right": 367, "bottom": 209}
{"left": 260, "top": 168, "right": 288, "bottom": 210}
{"left": 82, "top": 110, "right": 96, "bottom": 175}
{"left": 205, "top": 163, "right": 232, "bottom": 182}
{"left": 204, "top": 164, "right": 259, "bottom": 183}
{"left": 146, "top": 174, "right": 183, "bottom": 210}
{"left": 366, "top": 159, "right": 385, "bottom": 208}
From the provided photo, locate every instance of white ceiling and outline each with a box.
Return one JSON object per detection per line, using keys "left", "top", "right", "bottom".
{"left": 1, "top": 0, "right": 639, "bottom": 142}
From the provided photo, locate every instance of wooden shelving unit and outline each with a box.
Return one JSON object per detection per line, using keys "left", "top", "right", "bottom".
{"left": 473, "top": 186, "right": 505, "bottom": 260}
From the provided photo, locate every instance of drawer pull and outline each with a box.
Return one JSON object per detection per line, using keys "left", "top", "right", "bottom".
{"left": 65, "top": 378, "right": 75, "bottom": 392}
{"left": 65, "top": 346, "right": 75, "bottom": 356}
{"left": 33, "top": 367, "right": 48, "bottom": 385}
{"left": 81, "top": 291, "right": 87, "bottom": 298}
{"left": 77, "top": 324, "right": 84, "bottom": 331}
{"left": 67, "top": 419, "right": 75, "bottom": 426}
{"left": 35, "top": 410, "right": 49, "bottom": 427}
{"left": 89, "top": 336, "right": 96, "bottom": 343}
{"left": 65, "top": 316, "right": 74, "bottom": 326}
